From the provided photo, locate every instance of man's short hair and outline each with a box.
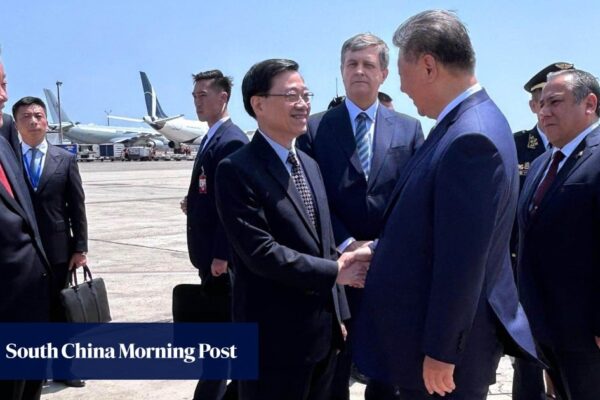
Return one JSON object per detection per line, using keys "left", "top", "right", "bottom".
{"left": 548, "top": 69, "right": 600, "bottom": 116}
{"left": 378, "top": 91, "right": 393, "bottom": 103}
{"left": 242, "top": 59, "right": 299, "bottom": 119}
{"left": 192, "top": 69, "right": 233, "bottom": 103}
{"left": 12, "top": 96, "right": 47, "bottom": 118}
{"left": 392, "top": 10, "right": 476, "bottom": 73}
{"left": 341, "top": 33, "right": 389, "bottom": 70}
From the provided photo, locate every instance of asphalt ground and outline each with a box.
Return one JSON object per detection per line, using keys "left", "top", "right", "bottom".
{"left": 40, "top": 160, "right": 515, "bottom": 399}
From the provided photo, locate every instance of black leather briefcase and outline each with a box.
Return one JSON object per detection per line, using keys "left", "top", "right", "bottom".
{"left": 60, "top": 265, "right": 112, "bottom": 323}
{"left": 172, "top": 282, "right": 231, "bottom": 323}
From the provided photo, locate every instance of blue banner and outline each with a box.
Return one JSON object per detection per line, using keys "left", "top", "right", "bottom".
{"left": 0, "top": 323, "right": 257, "bottom": 380}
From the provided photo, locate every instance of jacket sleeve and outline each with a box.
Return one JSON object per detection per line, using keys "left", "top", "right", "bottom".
{"left": 211, "top": 137, "right": 248, "bottom": 261}
{"left": 66, "top": 154, "right": 88, "bottom": 253}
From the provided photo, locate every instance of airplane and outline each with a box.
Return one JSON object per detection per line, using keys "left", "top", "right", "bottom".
{"left": 110, "top": 71, "right": 208, "bottom": 149}
{"left": 43, "top": 88, "right": 169, "bottom": 148}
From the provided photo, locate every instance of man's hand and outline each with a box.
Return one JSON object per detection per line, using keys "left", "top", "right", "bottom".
{"left": 340, "top": 322, "right": 348, "bottom": 341}
{"left": 343, "top": 240, "right": 369, "bottom": 253}
{"left": 180, "top": 196, "right": 188, "bottom": 215}
{"left": 69, "top": 253, "right": 87, "bottom": 270}
{"left": 211, "top": 258, "right": 228, "bottom": 277}
{"left": 336, "top": 251, "right": 369, "bottom": 287}
{"left": 595, "top": 336, "right": 600, "bottom": 350}
{"left": 347, "top": 241, "right": 374, "bottom": 262}
{"left": 423, "top": 355, "right": 456, "bottom": 396}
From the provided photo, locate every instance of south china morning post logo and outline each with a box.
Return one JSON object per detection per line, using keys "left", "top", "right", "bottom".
{"left": 0, "top": 323, "right": 257, "bottom": 380}
{"left": 5, "top": 341, "right": 238, "bottom": 364}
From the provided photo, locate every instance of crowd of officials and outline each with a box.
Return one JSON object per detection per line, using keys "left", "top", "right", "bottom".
{"left": 1, "top": 8, "right": 599, "bottom": 400}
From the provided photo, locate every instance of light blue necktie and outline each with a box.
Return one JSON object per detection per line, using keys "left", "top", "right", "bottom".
{"left": 355, "top": 112, "right": 370, "bottom": 177}
{"left": 28, "top": 148, "right": 41, "bottom": 188}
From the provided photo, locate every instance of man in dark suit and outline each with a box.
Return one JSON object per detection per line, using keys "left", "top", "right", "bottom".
{"left": 179, "top": 70, "right": 248, "bottom": 400}
{"left": 353, "top": 10, "right": 539, "bottom": 399}
{"left": 0, "top": 113, "right": 20, "bottom": 156}
{"left": 0, "top": 57, "right": 52, "bottom": 400}
{"left": 215, "top": 58, "right": 368, "bottom": 400}
{"left": 13, "top": 96, "right": 88, "bottom": 388}
{"left": 517, "top": 69, "right": 600, "bottom": 400}
{"left": 297, "top": 32, "right": 423, "bottom": 400}
{"left": 511, "top": 62, "right": 573, "bottom": 400}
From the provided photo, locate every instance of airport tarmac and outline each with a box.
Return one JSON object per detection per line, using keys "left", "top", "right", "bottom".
{"left": 41, "top": 160, "right": 515, "bottom": 399}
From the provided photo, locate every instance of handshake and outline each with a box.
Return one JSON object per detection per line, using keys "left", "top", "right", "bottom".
{"left": 336, "top": 241, "right": 373, "bottom": 288}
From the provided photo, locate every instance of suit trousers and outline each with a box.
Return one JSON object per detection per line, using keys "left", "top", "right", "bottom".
{"left": 194, "top": 379, "right": 238, "bottom": 400}
{"left": 540, "top": 344, "right": 600, "bottom": 400}
{"left": 239, "top": 347, "right": 337, "bottom": 400}
{"left": 512, "top": 358, "right": 546, "bottom": 400}
{"left": 0, "top": 380, "right": 43, "bottom": 400}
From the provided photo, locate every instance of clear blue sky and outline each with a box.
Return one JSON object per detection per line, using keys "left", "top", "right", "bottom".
{"left": 2, "top": 0, "right": 599, "bottom": 134}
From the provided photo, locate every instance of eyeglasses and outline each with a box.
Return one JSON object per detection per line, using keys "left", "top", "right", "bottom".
{"left": 260, "top": 91, "right": 314, "bottom": 104}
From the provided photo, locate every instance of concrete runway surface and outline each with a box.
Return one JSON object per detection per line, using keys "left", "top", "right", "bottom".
{"left": 40, "top": 160, "right": 515, "bottom": 399}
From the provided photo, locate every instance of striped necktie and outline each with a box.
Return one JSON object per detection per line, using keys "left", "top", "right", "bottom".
{"left": 355, "top": 112, "right": 370, "bottom": 177}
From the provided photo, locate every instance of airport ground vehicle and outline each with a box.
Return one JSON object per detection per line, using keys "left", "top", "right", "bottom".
{"left": 126, "top": 146, "right": 154, "bottom": 161}
{"left": 98, "top": 143, "right": 125, "bottom": 161}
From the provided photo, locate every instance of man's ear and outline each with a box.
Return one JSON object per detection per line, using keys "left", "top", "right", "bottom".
{"left": 422, "top": 54, "right": 438, "bottom": 82}
{"left": 584, "top": 93, "right": 598, "bottom": 116}
{"left": 250, "top": 95, "right": 263, "bottom": 117}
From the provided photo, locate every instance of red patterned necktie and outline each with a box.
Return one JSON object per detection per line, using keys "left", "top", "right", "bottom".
{"left": 0, "top": 160, "right": 14, "bottom": 198}
{"left": 530, "top": 150, "right": 565, "bottom": 215}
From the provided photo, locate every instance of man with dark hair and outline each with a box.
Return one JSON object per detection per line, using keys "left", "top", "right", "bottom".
{"left": 377, "top": 91, "right": 394, "bottom": 110}
{"left": 517, "top": 69, "right": 600, "bottom": 400}
{"left": 511, "top": 62, "right": 573, "bottom": 400}
{"left": 13, "top": 96, "right": 88, "bottom": 388}
{"left": 297, "top": 32, "right": 423, "bottom": 400}
{"left": 353, "top": 10, "right": 538, "bottom": 399}
{"left": 216, "top": 58, "right": 367, "bottom": 400}
{"left": 180, "top": 69, "right": 248, "bottom": 400}
{"left": 0, "top": 51, "right": 52, "bottom": 400}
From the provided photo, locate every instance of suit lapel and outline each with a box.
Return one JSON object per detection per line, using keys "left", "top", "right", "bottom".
{"left": 253, "top": 133, "right": 320, "bottom": 245}
{"left": 520, "top": 151, "right": 551, "bottom": 228}
{"left": 532, "top": 128, "right": 600, "bottom": 220}
{"left": 298, "top": 151, "right": 325, "bottom": 246}
{"left": 328, "top": 106, "right": 364, "bottom": 175}
{"left": 382, "top": 90, "right": 490, "bottom": 221}
{"left": 36, "top": 145, "right": 62, "bottom": 193}
{"left": 192, "top": 119, "right": 230, "bottom": 176}
{"left": 367, "top": 105, "right": 393, "bottom": 190}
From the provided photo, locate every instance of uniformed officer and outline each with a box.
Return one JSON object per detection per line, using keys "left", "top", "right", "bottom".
{"left": 511, "top": 61, "right": 574, "bottom": 400}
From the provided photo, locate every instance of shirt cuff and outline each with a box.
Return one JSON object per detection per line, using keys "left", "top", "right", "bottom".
{"left": 337, "top": 237, "right": 356, "bottom": 253}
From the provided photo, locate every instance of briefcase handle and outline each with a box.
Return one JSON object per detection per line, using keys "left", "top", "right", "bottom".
{"left": 68, "top": 265, "right": 94, "bottom": 287}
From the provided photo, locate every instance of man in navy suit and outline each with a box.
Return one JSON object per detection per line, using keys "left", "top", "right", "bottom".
{"left": 180, "top": 69, "right": 248, "bottom": 400}
{"left": 0, "top": 113, "right": 20, "bottom": 156}
{"left": 511, "top": 63, "right": 574, "bottom": 400}
{"left": 215, "top": 58, "right": 367, "bottom": 400}
{"left": 13, "top": 96, "right": 88, "bottom": 388}
{"left": 297, "top": 32, "right": 423, "bottom": 399}
{"left": 0, "top": 54, "right": 52, "bottom": 400}
{"left": 352, "top": 10, "right": 538, "bottom": 399}
{"left": 517, "top": 69, "right": 600, "bottom": 400}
